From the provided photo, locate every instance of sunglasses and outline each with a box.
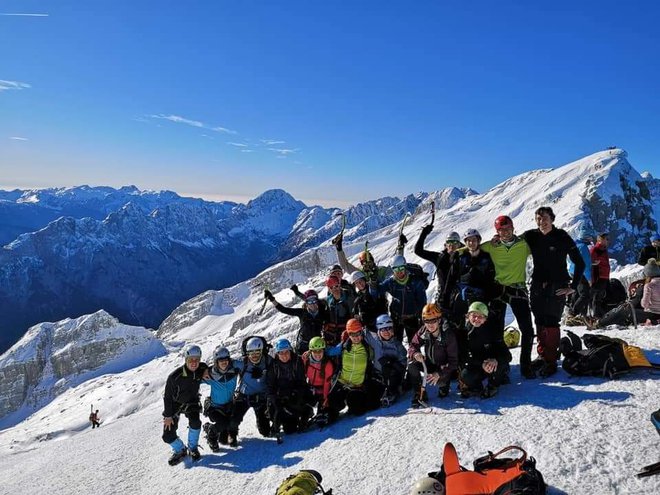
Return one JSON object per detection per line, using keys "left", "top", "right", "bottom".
{"left": 468, "top": 313, "right": 487, "bottom": 319}
{"left": 329, "top": 285, "right": 340, "bottom": 290}
{"left": 446, "top": 240, "right": 460, "bottom": 245}
{"left": 348, "top": 332, "right": 362, "bottom": 337}
{"left": 392, "top": 266, "right": 406, "bottom": 273}
{"left": 378, "top": 326, "right": 393, "bottom": 332}
{"left": 423, "top": 318, "right": 440, "bottom": 324}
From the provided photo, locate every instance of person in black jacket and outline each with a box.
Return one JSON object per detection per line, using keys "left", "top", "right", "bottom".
{"left": 266, "top": 338, "right": 315, "bottom": 437}
{"left": 415, "top": 227, "right": 463, "bottom": 303}
{"left": 638, "top": 235, "right": 660, "bottom": 266}
{"left": 459, "top": 302, "right": 512, "bottom": 399}
{"left": 350, "top": 270, "right": 386, "bottom": 331}
{"left": 265, "top": 288, "right": 328, "bottom": 353}
{"left": 522, "top": 206, "right": 585, "bottom": 377}
{"left": 442, "top": 228, "right": 496, "bottom": 364}
{"left": 162, "top": 345, "right": 209, "bottom": 465}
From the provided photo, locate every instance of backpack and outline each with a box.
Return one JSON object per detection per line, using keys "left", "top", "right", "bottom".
{"left": 406, "top": 263, "right": 430, "bottom": 289}
{"left": 561, "top": 331, "right": 659, "bottom": 378}
{"left": 432, "top": 443, "right": 546, "bottom": 495}
{"left": 628, "top": 278, "right": 646, "bottom": 299}
{"left": 275, "top": 470, "right": 331, "bottom": 495}
{"left": 604, "top": 278, "right": 626, "bottom": 310}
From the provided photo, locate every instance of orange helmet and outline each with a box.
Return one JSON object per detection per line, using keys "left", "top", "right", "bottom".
{"left": 422, "top": 303, "right": 442, "bottom": 321}
{"left": 346, "top": 318, "right": 363, "bottom": 333}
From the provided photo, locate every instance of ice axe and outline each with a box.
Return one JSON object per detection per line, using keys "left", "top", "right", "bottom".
{"left": 395, "top": 212, "right": 411, "bottom": 255}
{"left": 258, "top": 284, "right": 270, "bottom": 316}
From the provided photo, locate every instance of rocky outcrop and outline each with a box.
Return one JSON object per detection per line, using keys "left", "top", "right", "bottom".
{"left": 0, "top": 310, "right": 165, "bottom": 421}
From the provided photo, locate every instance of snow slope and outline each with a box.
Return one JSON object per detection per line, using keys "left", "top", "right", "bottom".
{"left": 0, "top": 325, "right": 657, "bottom": 494}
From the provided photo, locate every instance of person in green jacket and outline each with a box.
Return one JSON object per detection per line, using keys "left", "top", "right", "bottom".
{"left": 480, "top": 215, "right": 535, "bottom": 379}
{"left": 326, "top": 318, "right": 383, "bottom": 415}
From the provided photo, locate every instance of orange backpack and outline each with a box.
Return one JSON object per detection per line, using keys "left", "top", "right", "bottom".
{"left": 441, "top": 443, "right": 546, "bottom": 495}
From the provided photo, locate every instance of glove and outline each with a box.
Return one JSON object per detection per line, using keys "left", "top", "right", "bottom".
{"left": 264, "top": 289, "right": 275, "bottom": 302}
{"left": 421, "top": 224, "right": 433, "bottom": 236}
{"left": 332, "top": 233, "right": 343, "bottom": 251}
{"left": 290, "top": 284, "right": 300, "bottom": 295}
{"left": 399, "top": 233, "right": 408, "bottom": 245}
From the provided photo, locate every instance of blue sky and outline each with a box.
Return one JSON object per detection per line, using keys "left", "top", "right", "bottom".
{"left": 1, "top": 0, "right": 659, "bottom": 207}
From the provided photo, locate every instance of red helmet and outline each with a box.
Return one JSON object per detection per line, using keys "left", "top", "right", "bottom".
{"left": 325, "top": 275, "right": 341, "bottom": 288}
{"left": 494, "top": 215, "right": 513, "bottom": 230}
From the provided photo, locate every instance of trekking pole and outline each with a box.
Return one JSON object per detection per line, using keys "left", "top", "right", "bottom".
{"left": 258, "top": 284, "right": 270, "bottom": 316}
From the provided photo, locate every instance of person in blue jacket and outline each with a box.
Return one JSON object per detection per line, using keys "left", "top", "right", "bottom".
{"left": 201, "top": 345, "right": 241, "bottom": 451}
{"left": 370, "top": 255, "right": 427, "bottom": 344}
{"left": 567, "top": 228, "right": 593, "bottom": 321}
{"left": 228, "top": 337, "right": 272, "bottom": 444}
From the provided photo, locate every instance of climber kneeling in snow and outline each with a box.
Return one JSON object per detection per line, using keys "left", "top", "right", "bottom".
{"left": 459, "top": 302, "right": 512, "bottom": 399}
{"left": 162, "top": 345, "right": 208, "bottom": 465}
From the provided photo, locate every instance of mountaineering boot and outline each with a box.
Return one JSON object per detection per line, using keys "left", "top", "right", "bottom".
{"left": 410, "top": 390, "right": 428, "bottom": 409}
{"left": 437, "top": 383, "right": 450, "bottom": 398}
{"left": 168, "top": 447, "right": 188, "bottom": 466}
{"left": 189, "top": 446, "right": 202, "bottom": 462}
{"left": 227, "top": 430, "right": 238, "bottom": 447}
{"left": 481, "top": 384, "right": 498, "bottom": 399}
{"left": 381, "top": 392, "right": 397, "bottom": 407}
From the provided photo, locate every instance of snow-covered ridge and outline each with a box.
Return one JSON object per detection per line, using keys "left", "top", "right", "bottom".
{"left": 0, "top": 310, "right": 166, "bottom": 427}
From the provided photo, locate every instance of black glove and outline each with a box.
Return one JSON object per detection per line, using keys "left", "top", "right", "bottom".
{"left": 251, "top": 367, "right": 263, "bottom": 379}
{"left": 332, "top": 233, "right": 343, "bottom": 251}
{"left": 421, "top": 224, "right": 433, "bottom": 236}
{"left": 264, "top": 289, "right": 275, "bottom": 302}
{"left": 399, "top": 233, "right": 408, "bottom": 245}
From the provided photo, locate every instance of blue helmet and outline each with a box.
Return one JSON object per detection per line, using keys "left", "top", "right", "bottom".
{"left": 274, "top": 338, "right": 292, "bottom": 353}
{"left": 213, "top": 346, "right": 230, "bottom": 361}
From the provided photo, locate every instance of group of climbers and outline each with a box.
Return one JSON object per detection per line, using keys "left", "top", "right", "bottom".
{"left": 160, "top": 205, "right": 659, "bottom": 466}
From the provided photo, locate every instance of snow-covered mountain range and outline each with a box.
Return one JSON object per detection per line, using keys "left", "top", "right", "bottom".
{"left": 1, "top": 186, "right": 463, "bottom": 353}
{"left": 0, "top": 148, "right": 658, "bottom": 494}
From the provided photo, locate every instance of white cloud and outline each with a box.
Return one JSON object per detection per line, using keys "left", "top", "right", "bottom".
{"left": 9, "top": 136, "right": 28, "bottom": 141}
{"left": 240, "top": 149, "right": 255, "bottom": 153}
{"left": 227, "top": 142, "right": 248, "bottom": 147}
{"left": 0, "top": 13, "right": 49, "bottom": 17}
{"left": 148, "top": 114, "right": 237, "bottom": 135}
{"left": 0, "top": 80, "right": 31, "bottom": 92}
{"left": 261, "top": 139, "right": 285, "bottom": 145}
{"left": 268, "top": 148, "right": 299, "bottom": 156}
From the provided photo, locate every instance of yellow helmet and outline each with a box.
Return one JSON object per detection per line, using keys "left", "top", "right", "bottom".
{"left": 503, "top": 326, "right": 521, "bottom": 348}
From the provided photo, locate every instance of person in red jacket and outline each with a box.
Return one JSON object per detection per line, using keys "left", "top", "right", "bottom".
{"left": 301, "top": 336, "right": 339, "bottom": 426}
{"left": 589, "top": 233, "right": 610, "bottom": 318}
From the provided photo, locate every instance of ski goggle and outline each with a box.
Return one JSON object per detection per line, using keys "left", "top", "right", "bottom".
{"left": 306, "top": 297, "right": 319, "bottom": 304}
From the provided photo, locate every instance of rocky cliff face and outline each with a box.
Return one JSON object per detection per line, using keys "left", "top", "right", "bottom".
{"left": 0, "top": 310, "right": 165, "bottom": 422}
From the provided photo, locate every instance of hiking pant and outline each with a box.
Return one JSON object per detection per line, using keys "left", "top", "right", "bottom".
{"left": 491, "top": 286, "right": 534, "bottom": 369}
{"left": 392, "top": 315, "right": 421, "bottom": 345}
{"left": 268, "top": 391, "right": 315, "bottom": 434}
{"left": 590, "top": 279, "right": 608, "bottom": 318}
{"left": 162, "top": 404, "right": 202, "bottom": 445}
{"left": 460, "top": 361, "right": 510, "bottom": 391}
{"left": 599, "top": 303, "right": 660, "bottom": 327}
{"left": 230, "top": 393, "right": 271, "bottom": 437}
{"left": 206, "top": 404, "right": 232, "bottom": 443}
{"left": 530, "top": 281, "right": 566, "bottom": 363}
{"left": 329, "top": 379, "right": 383, "bottom": 416}
{"left": 570, "top": 279, "right": 591, "bottom": 317}
{"left": 379, "top": 359, "right": 406, "bottom": 396}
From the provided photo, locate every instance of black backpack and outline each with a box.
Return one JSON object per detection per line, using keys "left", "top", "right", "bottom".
{"left": 604, "top": 278, "right": 626, "bottom": 310}
{"left": 406, "top": 263, "right": 430, "bottom": 289}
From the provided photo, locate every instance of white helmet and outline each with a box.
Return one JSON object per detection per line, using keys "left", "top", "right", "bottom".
{"left": 463, "top": 228, "right": 481, "bottom": 241}
{"left": 245, "top": 337, "right": 264, "bottom": 353}
{"left": 391, "top": 255, "right": 407, "bottom": 269}
{"left": 349, "top": 271, "right": 367, "bottom": 284}
{"left": 445, "top": 231, "right": 461, "bottom": 243}
{"left": 213, "top": 346, "right": 230, "bottom": 360}
{"left": 185, "top": 345, "right": 202, "bottom": 359}
{"left": 409, "top": 477, "right": 445, "bottom": 495}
